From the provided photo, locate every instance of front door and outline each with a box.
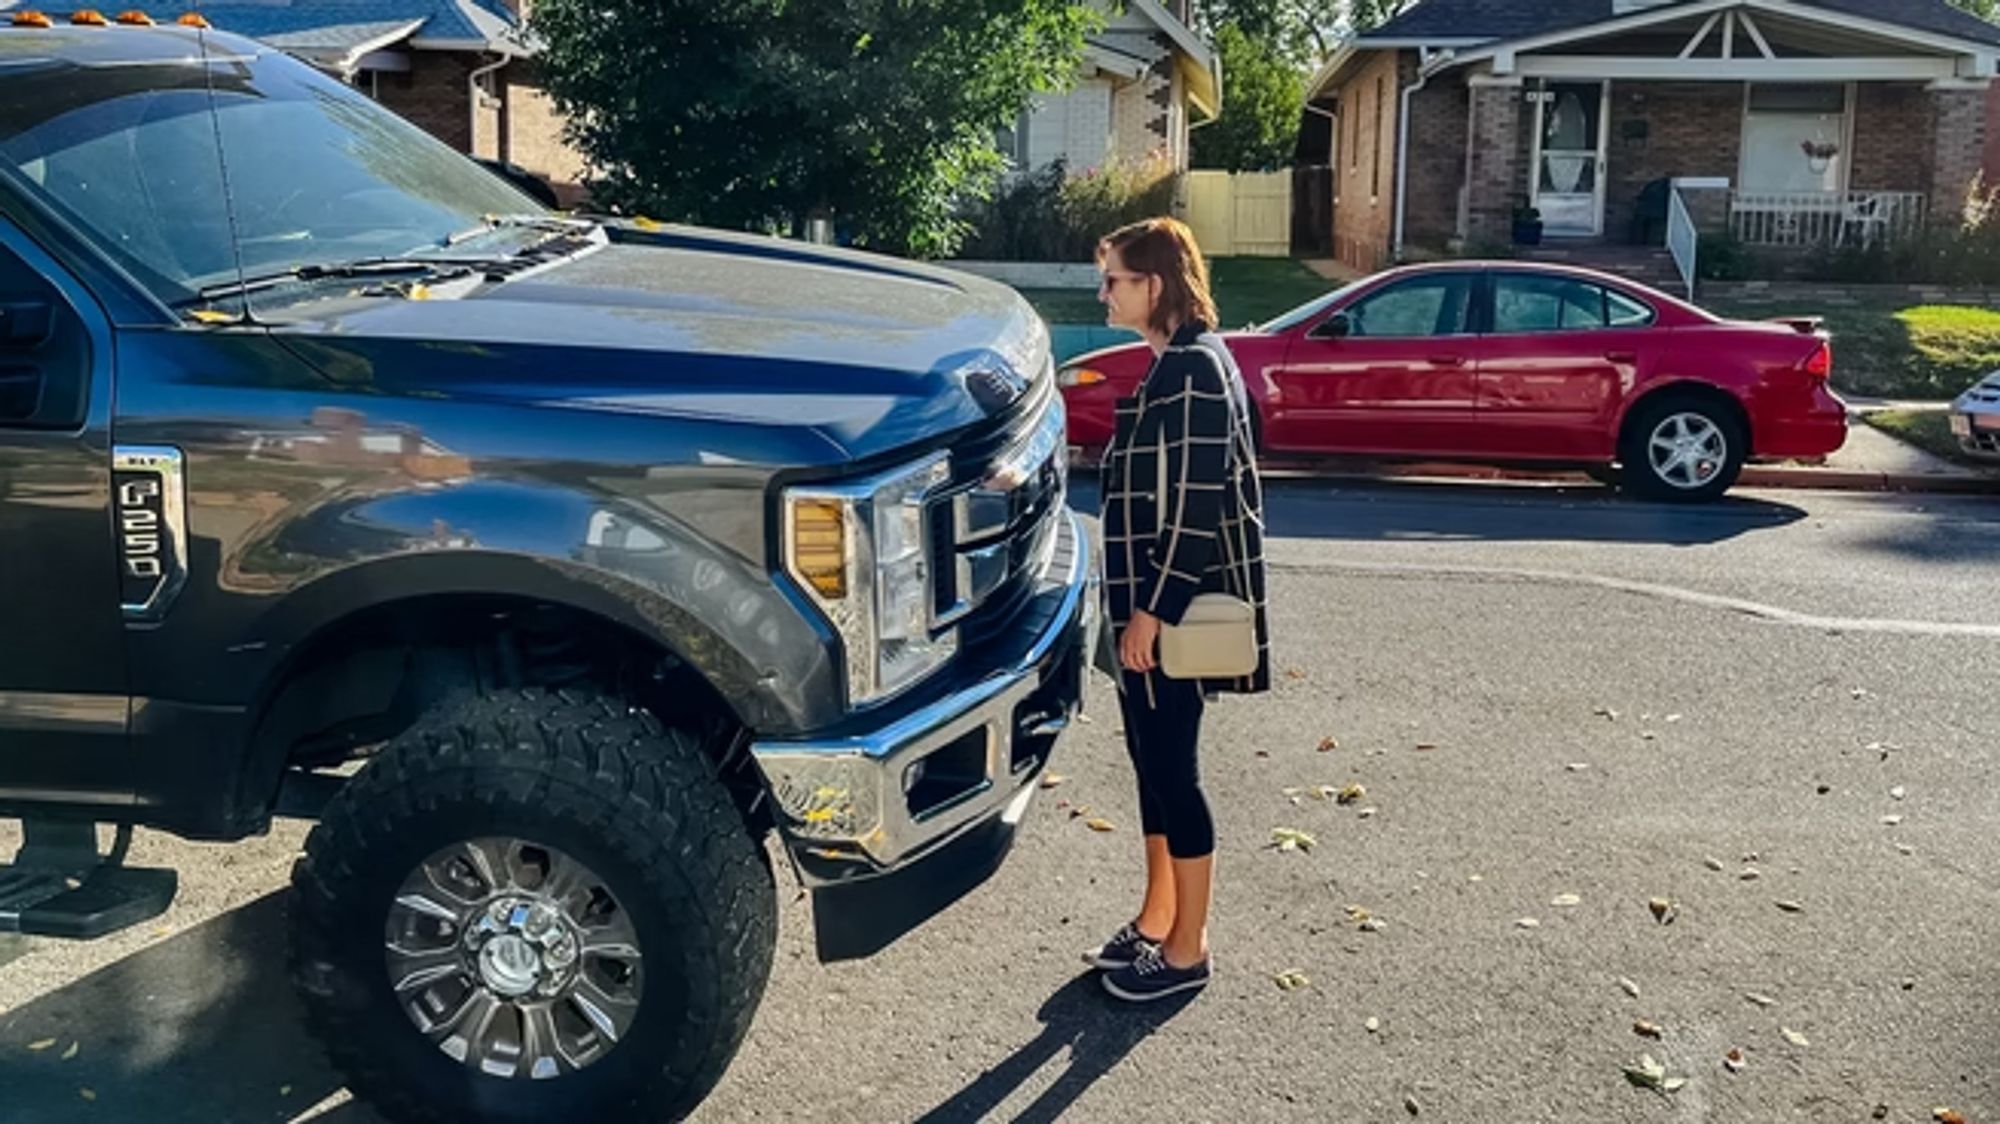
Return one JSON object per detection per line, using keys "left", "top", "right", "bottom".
{"left": 0, "top": 219, "right": 132, "bottom": 808}
{"left": 1532, "top": 81, "right": 1609, "bottom": 238}
{"left": 1268, "top": 272, "right": 1481, "bottom": 456}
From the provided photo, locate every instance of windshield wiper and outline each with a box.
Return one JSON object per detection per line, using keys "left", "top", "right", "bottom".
{"left": 187, "top": 256, "right": 501, "bottom": 305}
{"left": 442, "top": 213, "right": 596, "bottom": 247}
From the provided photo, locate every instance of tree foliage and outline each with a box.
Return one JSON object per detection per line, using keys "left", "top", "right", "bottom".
{"left": 1191, "top": 23, "right": 1307, "bottom": 171}
{"left": 531, "top": 0, "right": 1098, "bottom": 257}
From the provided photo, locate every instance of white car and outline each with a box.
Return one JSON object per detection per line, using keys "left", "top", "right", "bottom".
{"left": 1950, "top": 371, "right": 2000, "bottom": 461}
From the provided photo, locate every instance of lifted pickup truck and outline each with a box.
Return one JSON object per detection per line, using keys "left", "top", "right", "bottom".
{"left": 0, "top": 19, "right": 1094, "bottom": 1122}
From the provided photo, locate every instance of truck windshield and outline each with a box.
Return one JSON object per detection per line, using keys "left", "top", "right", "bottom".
{"left": 0, "top": 44, "right": 542, "bottom": 307}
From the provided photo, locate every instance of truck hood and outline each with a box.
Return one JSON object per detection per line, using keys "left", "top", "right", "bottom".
{"left": 267, "top": 225, "right": 1050, "bottom": 466}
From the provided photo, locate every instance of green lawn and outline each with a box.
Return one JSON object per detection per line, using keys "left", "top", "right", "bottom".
{"left": 1021, "top": 257, "right": 1337, "bottom": 330}
{"left": 1703, "top": 300, "right": 2000, "bottom": 400}
{"left": 1859, "top": 408, "right": 1983, "bottom": 467}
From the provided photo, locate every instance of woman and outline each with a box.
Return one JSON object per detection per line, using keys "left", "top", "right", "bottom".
{"left": 1085, "top": 217, "right": 1270, "bottom": 1003}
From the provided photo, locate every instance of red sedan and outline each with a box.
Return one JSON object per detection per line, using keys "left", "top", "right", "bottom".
{"left": 1059, "top": 261, "right": 1845, "bottom": 502}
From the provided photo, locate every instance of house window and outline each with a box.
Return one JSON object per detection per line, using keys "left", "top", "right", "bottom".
{"left": 1371, "top": 76, "right": 1384, "bottom": 199}
{"left": 994, "top": 109, "right": 1031, "bottom": 169}
{"left": 1741, "top": 83, "right": 1848, "bottom": 193}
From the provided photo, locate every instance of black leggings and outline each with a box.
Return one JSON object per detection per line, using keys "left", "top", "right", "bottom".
{"left": 1117, "top": 669, "right": 1214, "bottom": 859}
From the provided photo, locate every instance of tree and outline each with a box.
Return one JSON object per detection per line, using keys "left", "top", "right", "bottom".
{"left": 1191, "top": 23, "right": 1307, "bottom": 171}
{"left": 1190, "top": 0, "right": 1412, "bottom": 64}
{"left": 1948, "top": 0, "right": 1998, "bottom": 20}
{"left": 531, "top": 1, "right": 1098, "bottom": 258}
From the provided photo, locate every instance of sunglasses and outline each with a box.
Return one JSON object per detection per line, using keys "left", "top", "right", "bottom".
{"left": 1098, "top": 270, "right": 1148, "bottom": 290}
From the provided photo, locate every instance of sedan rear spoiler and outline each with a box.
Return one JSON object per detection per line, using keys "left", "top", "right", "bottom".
{"left": 1767, "top": 315, "right": 1827, "bottom": 336}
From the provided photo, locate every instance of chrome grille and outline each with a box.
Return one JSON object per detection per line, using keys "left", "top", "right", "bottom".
{"left": 931, "top": 392, "right": 1068, "bottom": 646}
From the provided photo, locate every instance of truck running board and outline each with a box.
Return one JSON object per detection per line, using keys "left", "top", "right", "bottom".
{"left": 0, "top": 820, "right": 177, "bottom": 939}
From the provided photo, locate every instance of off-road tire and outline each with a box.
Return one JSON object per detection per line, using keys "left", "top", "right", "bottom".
{"left": 290, "top": 687, "right": 775, "bottom": 1123}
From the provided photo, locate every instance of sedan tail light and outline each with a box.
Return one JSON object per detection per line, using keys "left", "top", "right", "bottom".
{"left": 1801, "top": 342, "right": 1831, "bottom": 380}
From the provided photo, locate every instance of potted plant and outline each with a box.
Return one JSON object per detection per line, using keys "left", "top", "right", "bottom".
{"left": 1511, "top": 203, "right": 1544, "bottom": 246}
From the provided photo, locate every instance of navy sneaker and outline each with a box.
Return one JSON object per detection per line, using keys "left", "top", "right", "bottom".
{"left": 1102, "top": 946, "right": 1211, "bottom": 1001}
{"left": 1081, "top": 921, "right": 1162, "bottom": 971}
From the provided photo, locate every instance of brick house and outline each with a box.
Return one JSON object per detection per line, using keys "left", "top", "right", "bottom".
{"left": 189, "top": 0, "right": 591, "bottom": 205}
{"left": 998, "top": 0, "right": 1222, "bottom": 175}
{"left": 1307, "top": 0, "right": 2000, "bottom": 278}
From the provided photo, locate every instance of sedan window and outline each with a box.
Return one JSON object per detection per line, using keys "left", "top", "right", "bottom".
{"left": 1344, "top": 276, "right": 1473, "bottom": 338}
{"left": 1492, "top": 274, "right": 1657, "bottom": 333}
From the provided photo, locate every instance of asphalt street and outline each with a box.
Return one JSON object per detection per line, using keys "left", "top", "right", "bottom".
{"left": 3, "top": 479, "right": 1998, "bottom": 1123}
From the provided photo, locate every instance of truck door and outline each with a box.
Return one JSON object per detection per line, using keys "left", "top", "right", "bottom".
{"left": 0, "top": 218, "right": 135, "bottom": 809}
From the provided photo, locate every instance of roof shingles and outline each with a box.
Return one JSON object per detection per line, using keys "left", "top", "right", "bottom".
{"left": 165, "top": 0, "right": 523, "bottom": 53}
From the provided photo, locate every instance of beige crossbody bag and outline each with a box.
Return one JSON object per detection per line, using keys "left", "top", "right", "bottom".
{"left": 1149, "top": 355, "right": 1258, "bottom": 681}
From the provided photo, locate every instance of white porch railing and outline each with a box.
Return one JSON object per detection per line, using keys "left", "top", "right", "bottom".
{"left": 1666, "top": 184, "right": 1698, "bottom": 302}
{"left": 1729, "top": 190, "right": 1927, "bottom": 247}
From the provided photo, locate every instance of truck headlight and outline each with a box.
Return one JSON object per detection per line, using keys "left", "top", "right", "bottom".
{"left": 785, "top": 454, "right": 955, "bottom": 706}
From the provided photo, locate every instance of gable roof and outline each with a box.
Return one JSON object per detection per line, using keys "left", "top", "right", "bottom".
{"left": 172, "top": 0, "right": 527, "bottom": 63}
{"left": 1367, "top": 0, "right": 2000, "bottom": 48}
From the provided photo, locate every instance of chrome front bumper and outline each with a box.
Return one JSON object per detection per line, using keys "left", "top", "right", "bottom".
{"left": 751, "top": 510, "right": 1098, "bottom": 887}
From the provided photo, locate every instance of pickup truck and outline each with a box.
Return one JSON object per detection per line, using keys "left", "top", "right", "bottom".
{"left": 0, "top": 18, "right": 1094, "bottom": 1122}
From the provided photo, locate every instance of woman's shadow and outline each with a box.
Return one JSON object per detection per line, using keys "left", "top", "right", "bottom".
{"left": 914, "top": 972, "right": 1196, "bottom": 1124}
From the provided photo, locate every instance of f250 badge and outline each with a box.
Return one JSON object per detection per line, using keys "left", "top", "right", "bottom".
{"left": 112, "top": 446, "right": 188, "bottom": 621}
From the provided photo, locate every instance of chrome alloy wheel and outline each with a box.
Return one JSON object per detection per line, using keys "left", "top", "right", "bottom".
{"left": 1647, "top": 412, "right": 1728, "bottom": 490}
{"left": 384, "top": 837, "right": 643, "bottom": 1080}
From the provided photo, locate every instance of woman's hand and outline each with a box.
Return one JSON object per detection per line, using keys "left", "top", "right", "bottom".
{"left": 1120, "top": 610, "right": 1162, "bottom": 673}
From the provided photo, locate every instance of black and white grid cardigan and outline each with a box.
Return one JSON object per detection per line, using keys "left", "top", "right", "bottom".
{"left": 1098, "top": 319, "right": 1271, "bottom": 700}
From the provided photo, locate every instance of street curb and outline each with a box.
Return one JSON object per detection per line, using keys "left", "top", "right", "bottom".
{"left": 1069, "top": 450, "right": 2000, "bottom": 496}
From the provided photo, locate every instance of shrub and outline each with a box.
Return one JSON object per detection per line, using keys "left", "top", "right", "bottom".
{"left": 957, "top": 152, "right": 1181, "bottom": 261}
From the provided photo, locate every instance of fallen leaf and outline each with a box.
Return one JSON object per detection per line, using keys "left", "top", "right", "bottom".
{"left": 27, "top": 1039, "right": 56, "bottom": 1052}
{"left": 1551, "top": 893, "right": 1581, "bottom": 907}
{"left": 1405, "top": 1094, "right": 1421, "bottom": 1116}
{"left": 1619, "top": 976, "right": 1641, "bottom": 998}
{"left": 1336, "top": 784, "right": 1366, "bottom": 805}
{"left": 1516, "top": 917, "right": 1541, "bottom": 929}
{"left": 1634, "top": 1019, "right": 1664, "bottom": 1039}
{"left": 1083, "top": 817, "right": 1115, "bottom": 833}
{"left": 1622, "top": 1053, "right": 1667, "bottom": 1089}
{"left": 1896, "top": 843, "right": 1916, "bottom": 856}
{"left": 1723, "top": 1048, "right": 1746, "bottom": 1073}
{"left": 1775, "top": 900, "right": 1805, "bottom": 914}
{"left": 1039, "top": 773, "right": 1067, "bottom": 790}
{"left": 1357, "top": 806, "right": 1377, "bottom": 819}
{"left": 1415, "top": 742, "right": 1437, "bottom": 752}
{"left": 79, "top": 1088, "right": 96, "bottom": 1102}
{"left": 1640, "top": 730, "right": 1658, "bottom": 741}
{"left": 1273, "top": 970, "right": 1311, "bottom": 991}
{"left": 1874, "top": 1107, "right": 1889, "bottom": 1121}
{"left": 1271, "top": 828, "right": 1317, "bottom": 852}
{"left": 1468, "top": 874, "right": 1484, "bottom": 883}
{"left": 1666, "top": 713, "right": 1684, "bottom": 723}
{"left": 1254, "top": 750, "right": 1270, "bottom": 759}
{"left": 1281, "top": 786, "right": 1303, "bottom": 799}
{"left": 1704, "top": 856, "right": 1725, "bottom": 872}
{"left": 1346, "top": 904, "right": 1373, "bottom": 922}
{"left": 1364, "top": 1016, "right": 1381, "bottom": 1033}
{"left": 1285, "top": 667, "right": 1307, "bottom": 681}
{"left": 1648, "top": 897, "right": 1677, "bottom": 924}
{"left": 1067, "top": 803, "right": 1092, "bottom": 819}
{"left": 1566, "top": 762, "right": 1591, "bottom": 772}
{"left": 1781, "top": 1027, "right": 1810, "bottom": 1047}
{"left": 1663, "top": 1077, "right": 1688, "bottom": 1094}
{"left": 1746, "top": 992, "right": 1777, "bottom": 1007}
{"left": 1882, "top": 814, "right": 1904, "bottom": 826}
{"left": 1851, "top": 687, "right": 1869, "bottom": 699}
{"left": 1318, "top": 735, "right": 1340, "bottom": 752}
{"left": 1594, "top": 706, "right": 1621, "bottom": 721}
{"left": 1891, "top": 785, "right": 1907, "bottom": 801}
{"left": 1740, "top": 868, "right": 1761, "bottom": 881}
{"left": 280, "top": 1085, "right": 293, "bottom": 1097}
{"left": 61, "top": 1042, "right": 77, "bottom": 1061}
{"left": 1936, "top": 1109, "right": 1966, "bottom": 1124}
{"left": 1312, "top": 785, "right": 1340, "bottom": 800}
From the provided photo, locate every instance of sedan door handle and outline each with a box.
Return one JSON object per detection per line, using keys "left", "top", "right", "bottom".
{"left": 1605, "top": 350, "right": 1638, "bottom": 363}
{"left": 1427, "top": 355, "right": 1465, "bottom": 367}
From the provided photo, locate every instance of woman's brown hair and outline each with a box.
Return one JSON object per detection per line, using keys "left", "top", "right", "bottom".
{"left": 1097, "top": 217, "right": 1218, "bottom": 337}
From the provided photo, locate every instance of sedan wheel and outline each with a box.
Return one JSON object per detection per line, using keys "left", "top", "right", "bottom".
{"left": 1618, "top": 396, "right": 1745, "bottom": 502}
